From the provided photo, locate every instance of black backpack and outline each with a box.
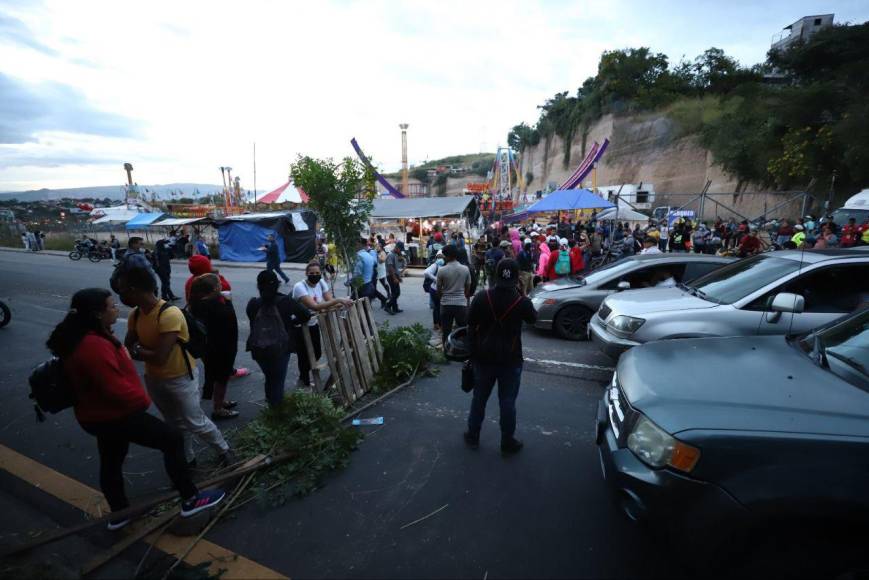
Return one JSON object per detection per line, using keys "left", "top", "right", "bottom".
{"left": 28, "top": 358, "right": 76, "bottom": 421}
{"left": 132, "top": 302, "right": 207, "bottom": 379}
{"left": 248, "top": 299, "right": 289, "bottom": 358}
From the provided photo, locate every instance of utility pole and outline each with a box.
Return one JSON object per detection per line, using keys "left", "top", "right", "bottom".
{"left": 253, "top": 142, "right": 257, "bottom": 205}
{"left": 400, "top": 123, "right": 409, "bottom": 196}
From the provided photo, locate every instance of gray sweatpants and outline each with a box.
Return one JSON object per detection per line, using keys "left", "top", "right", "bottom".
{"left": 145, "top": 368, "right": 229, "bottom": 463}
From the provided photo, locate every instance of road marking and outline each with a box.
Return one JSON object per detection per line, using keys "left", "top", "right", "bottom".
{"left": 525, "top": 357, "right": 614, "bottom": 372}
{"left": 0, "top": 444, "right": 286, "bottom": 579}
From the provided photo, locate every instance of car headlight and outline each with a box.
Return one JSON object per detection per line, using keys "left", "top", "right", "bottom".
{"left": 531, "top": 296, "right": 559, "bottom": 308}
{"left": 608, "top": 315, "right": 645, "bottom": 334}
{"left": 627, "top": 414, "right": 700, "bottom": 473}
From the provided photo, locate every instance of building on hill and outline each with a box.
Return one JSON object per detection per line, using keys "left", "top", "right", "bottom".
{"left": 771, "top": 14, "right": 834, "bottom": 52}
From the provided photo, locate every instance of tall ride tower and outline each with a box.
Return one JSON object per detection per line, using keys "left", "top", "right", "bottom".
{"left": 400, "top": 123, "right": 409, "bottom": 196}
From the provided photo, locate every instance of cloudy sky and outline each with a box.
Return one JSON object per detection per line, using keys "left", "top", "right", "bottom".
{"left": 1, "top": 0, "right": 866, "bottom": 193}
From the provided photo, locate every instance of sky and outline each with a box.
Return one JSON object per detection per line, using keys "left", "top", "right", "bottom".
{"left": 1, "top": 0, "right": 867, "bottom": 193}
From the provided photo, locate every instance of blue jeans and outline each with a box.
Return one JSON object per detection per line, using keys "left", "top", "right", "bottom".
{"left": 467, "top": 362, "right": 522, "bottom": 438}
{"left": 255, "top": 351, "right": 291, "bottom": 407}
{"left": 267, "top": 263, "right": 289, "bottom": 283}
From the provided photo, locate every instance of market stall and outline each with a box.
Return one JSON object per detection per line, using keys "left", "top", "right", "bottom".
{"left": 213, "top": 210, "right": 316, "bottom": 263}
{"left": 502, "top": 188, "right": 614, "bottom": 224}
{"left": 369, "top": 196, "right": 477, "bottom": 266}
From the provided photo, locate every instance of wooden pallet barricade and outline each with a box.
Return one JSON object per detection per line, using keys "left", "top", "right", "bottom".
{"left": 301, "top": 298, "right": 381, "bottom": 406}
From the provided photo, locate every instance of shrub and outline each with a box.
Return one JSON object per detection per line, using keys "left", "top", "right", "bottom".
{"left": 373, "top": 323, "right": 442, "bottom": 392}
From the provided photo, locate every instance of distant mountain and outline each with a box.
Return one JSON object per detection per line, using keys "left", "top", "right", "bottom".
{"left": 0, "top": 183, "right": 224, "bottom": 202}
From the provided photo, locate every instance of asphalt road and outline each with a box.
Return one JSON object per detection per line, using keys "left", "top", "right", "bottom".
{"left": 0, "top": 249, "right": 673, "bottom": 578}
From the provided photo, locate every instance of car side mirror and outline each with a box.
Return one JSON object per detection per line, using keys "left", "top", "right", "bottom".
{"left": 767, "top": 292, "right": 805, "bottom": 323}
{"left": 616, "top": 281, "right": 631, "bottom": 291}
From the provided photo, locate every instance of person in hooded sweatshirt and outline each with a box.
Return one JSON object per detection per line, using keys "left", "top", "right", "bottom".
{"left": 184, "top": 255, "right": 250, "bottom": 379}
{"left": 509, "top": 228, "right": 522, "bottom": 257}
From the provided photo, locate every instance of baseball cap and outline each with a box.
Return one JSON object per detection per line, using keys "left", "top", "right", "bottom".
{"left": 495, "top": 259, "right": 519, "bottom": 288}
{"left": 499, "top": 240, "right": 511, "bottom": 249}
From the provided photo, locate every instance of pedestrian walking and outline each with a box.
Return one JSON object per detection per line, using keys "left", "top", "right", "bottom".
{"left": 464, "top": 259, "right": 537, "bottom": 454}
{"left": 109, "top": 234, "right": 120, "bottom": 264}
{"left": 117, "top": 267, "right": 233, "bottom": 466}
{"left": 375, "top": 240, "right": 391, "bottom": 306}
{"left": 292, "top": 262, "right": 352, "bottom": 388}
{"left": 189, "top": 274, "right": 240, "bottom": 420}
{"left": 352, "top": 238, "right": 378, "bottom": 302}
{"left": 20, "top": 231, "right": 29, "bottom": 250}
{"left": 261, "top": 233, "right": 289, "bottom": 284}
{"left": 246, "top": 270, "right": 311, "bottom": 407}
{"left": 46, "top": 288, "right": 226, "bottom": 529}
{"left": 385, "top": 241, "right": 407, "bottom": 314}
{"left": 154, "top": 238, "right": 179, "bottom": 301}
{"left": 424, "top": 250, "right": 444, "bottom": 332}
{"left": 436, "top": 244, "right": 471, "bottom": 345}
{"left": 194, "top": 237, "right": 210, "bottom": 257}
{"left": 516, "top": 241, "right": 534, "bottom": 295}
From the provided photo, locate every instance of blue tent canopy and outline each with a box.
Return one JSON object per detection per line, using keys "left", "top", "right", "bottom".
{"left": 503, "top": 189, "right": 614, "bottom": 222}
{"left": 124, "top": 212, "right": 164, "bottom": 230}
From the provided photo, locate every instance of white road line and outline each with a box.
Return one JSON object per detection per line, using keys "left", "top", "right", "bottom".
{"left": 525, "top": 357, "right": 614, "bottom": 372}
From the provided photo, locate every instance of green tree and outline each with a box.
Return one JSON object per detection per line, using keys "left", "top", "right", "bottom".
{"left": 291, "top": 156, "right": 375, "bottom": 290}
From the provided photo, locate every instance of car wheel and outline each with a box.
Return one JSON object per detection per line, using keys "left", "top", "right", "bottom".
{"left": 554, "top": 305, "right": 592, "bottom": 341}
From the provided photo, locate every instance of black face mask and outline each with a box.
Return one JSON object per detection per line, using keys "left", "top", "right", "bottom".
{"left": 307, "top": 274, "right": 321, "bottom": 285}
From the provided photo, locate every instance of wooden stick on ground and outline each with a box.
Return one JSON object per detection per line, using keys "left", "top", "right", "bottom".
{"left": 80, "top": 508, "right": 180, "bottom": 577}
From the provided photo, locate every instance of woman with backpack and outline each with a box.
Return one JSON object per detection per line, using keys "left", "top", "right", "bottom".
{"left": 46, "top": 288, "right": 225, "bottom": 530}
{"left": 545, "top": 238, "right": 573, "bottom": 280}
{"left": 246, "top": 270, "right": 312, "bottom": 407}
{"left": 189, "top": 274, "right": 240, "bottom": 420}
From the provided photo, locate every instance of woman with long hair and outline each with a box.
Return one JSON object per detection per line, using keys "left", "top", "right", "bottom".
{"left": 246, "top": 270, "right": 311, "bottom": 406}
{"left": 189, "top": 274, "right": 240, "bottom": 420}
{"left": 47, "top": 288, "right": 224, "bottom": 530}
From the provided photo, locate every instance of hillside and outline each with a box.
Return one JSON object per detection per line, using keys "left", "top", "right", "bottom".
{"left": 0, "top": 183, "right": 223, "bottom": 202}
{"left": 384, "top": 153, "right": 494, "bottom": 179}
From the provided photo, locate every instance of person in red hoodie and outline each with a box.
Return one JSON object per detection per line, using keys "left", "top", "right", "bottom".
{"left": 546, "top": 238, "right": 574, "bottom": 280}
{"left": 184, "top": 255, "right": 250, "bottom": 379}
{"left": 46, "top": 288, "right": 225, "bottom": 530}
{"left": 568, "top": 239, "right": 585, "bottom": 274}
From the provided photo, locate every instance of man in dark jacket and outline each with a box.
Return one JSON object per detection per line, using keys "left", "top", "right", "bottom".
{"left": 155, "top": 238, "right": 179, "bottom": 301}
{"left": 464, "top": 259, "right": 537, "bottom": 454}
{"left": 262, "top": 234, "right": 289, "bottom": 284}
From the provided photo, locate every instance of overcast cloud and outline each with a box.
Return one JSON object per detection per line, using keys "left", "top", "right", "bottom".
{"left": 0, "top": 0, "right": 867, "bottom": 192}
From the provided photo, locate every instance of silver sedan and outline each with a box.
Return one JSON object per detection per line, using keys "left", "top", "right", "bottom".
{"left": 529, "top": 254, "right": 735, "bottom": 340}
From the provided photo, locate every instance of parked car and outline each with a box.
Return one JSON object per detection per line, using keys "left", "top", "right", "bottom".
{"left": 529, "top": 254, "right": 734, "bottom": 340}
{"left": 595, "top": 307, "right": 869, "bottom": 573}
{"left": 590, "top": 249, "right": 869, "bottom": 358}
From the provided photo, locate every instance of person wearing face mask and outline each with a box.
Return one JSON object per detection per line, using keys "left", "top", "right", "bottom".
{"left": 423, "top": 250, "right": 445, "bottom": 332}
{"left": 292, "top": 261, "right": 353, "bottom": 389}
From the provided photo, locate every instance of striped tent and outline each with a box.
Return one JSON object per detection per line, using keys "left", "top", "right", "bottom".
{"left": 258, "top": 180, "right": 309, "bottom": 204}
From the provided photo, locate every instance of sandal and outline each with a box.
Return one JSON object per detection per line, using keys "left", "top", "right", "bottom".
{"left": 231, "top": 368, "right": 252, "bottom": 379}
{"left": 211, "top": 408, "right": 240, "bottom": 420}
{"left": 223, "top": 401, "right": 239, "bottom": 409}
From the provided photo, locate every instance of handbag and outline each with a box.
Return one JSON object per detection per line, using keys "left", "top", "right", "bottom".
{"left": 461, "top": 360, "right": 475, "bottom": 393}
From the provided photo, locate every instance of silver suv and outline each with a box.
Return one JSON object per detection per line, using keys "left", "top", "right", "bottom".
{"left": 590, "top": 249, "right": 869, "bottom": 358}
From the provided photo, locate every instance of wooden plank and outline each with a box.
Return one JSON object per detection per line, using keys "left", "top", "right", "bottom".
{"left": 354, "top": 300, "right": 379, "bottom": 374}
{"left": 348, "top": 303, "right": 374, "bottom": 387}
{"left": 362, "top": 298, "right": 383, "bottom": 365}
{"left": 317, "top": 312, "right": 341, "bottom": 398}
{"left": 343, "top": 313, "right": 367, "bottom": 398}
{"left": 327, "top": 310, "right": 356, "bottom": 404}
{"left": 301, "top": 323, "right": 324, "bottom": 393}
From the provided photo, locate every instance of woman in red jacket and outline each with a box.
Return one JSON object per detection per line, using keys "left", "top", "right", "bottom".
{"left": 46, "top": 288, "right": 225, "bottom": 530}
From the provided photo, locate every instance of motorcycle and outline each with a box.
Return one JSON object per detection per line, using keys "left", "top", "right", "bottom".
{"left": 0, "top": 299, "right": 10, "bottom": 328}
{"left": 68, "top": 240, "right": 94, "bottom": 261}
{"left": 86, "top": 245, "right": 113, "bottom": 263}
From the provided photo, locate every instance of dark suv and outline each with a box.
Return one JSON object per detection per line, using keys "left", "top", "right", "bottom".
{"left": 596, "top": 308, "right": 869, "bottom": 571}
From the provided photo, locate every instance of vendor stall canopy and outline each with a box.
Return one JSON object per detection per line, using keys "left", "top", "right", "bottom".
{"left": 371, "top": 196, "right": 476, "bottom": 219}
{"left": 504, "top": 189, "right": 613, "bottom": 222}
{"left": 124, "top": 212, "right": 165, "bottom": 230}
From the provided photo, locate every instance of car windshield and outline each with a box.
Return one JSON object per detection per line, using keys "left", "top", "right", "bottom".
{"left": 574, "top": 258, "right": 640, "bottom": 287}
{"left": 688, "top": 255, "right": 803, "bottom": 304}
{"left": 798, "top": 309, "right": 869, "bottom": 389}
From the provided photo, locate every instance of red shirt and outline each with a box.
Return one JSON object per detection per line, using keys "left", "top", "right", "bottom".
{"left": 569, "top": 246, "right": 584, "bottom": 273}
{"left": 546, "top": 249, "right": 572, "bottom": 280}
{"left": 65, "top": 333, "right": 151, "bottom": 423}
{"left": 739, "top": 235, "right": 762, "bottom": 255}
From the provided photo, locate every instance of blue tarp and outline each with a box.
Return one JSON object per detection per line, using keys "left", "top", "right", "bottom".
{"left": 503, "top": 189, "right": 614, "bottom": 222}
{"left": 124, "top": 212, "right": 164, "bottom": 230}
{"left": 217, "top": 222, "right": 286, "bottom": 263}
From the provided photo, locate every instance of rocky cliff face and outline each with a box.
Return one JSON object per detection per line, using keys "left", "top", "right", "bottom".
{"left": 519, "top": 113, "right": 745, "bottom": 195}
{"left": 517, "top": 113, "right": 809, "bottom": 220}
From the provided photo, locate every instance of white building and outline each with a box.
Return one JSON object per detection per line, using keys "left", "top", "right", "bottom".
{"left": 772, "top": 14, "right": 834, "bottom": 52}
{"left": 596, "top": 184, "right": 656, "bottom": 210}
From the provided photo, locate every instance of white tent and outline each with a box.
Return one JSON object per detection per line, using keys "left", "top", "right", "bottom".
{"left": 596, "top": 206, "right": 649, "bottom": 225}
{"left": 90, "top": 206, "right": 144, "bottom": 225}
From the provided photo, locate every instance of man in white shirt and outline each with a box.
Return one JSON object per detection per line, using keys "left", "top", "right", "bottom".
{"left": 640, "top": 237, "right": 662, "bottom": 254}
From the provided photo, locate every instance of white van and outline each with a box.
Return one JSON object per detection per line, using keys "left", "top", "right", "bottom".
{"left": 831, "top": 189, "right": 869, "bottom": 225}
